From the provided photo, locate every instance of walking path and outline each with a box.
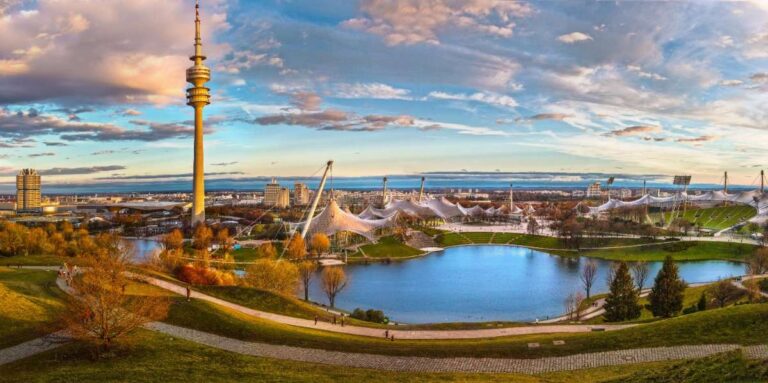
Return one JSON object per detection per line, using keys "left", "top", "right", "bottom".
{"left": 128, "top": 272, "right": 636, "bottom": 339}
{"left": 732, "top": 274, "right": 768, "bottom": 298}
{"left": 0, "top": 331, "right": 68, "bottom": 367}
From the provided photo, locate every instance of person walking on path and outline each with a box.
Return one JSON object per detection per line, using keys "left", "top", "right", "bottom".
{"left": 333, "top": 315, "right": 337, "bottom": 325}
{"left": 314, "top": 315, "right": 318, "bottom": 325}
{"left": 384, "top": 330, "right": 389, "bottom": 339}
{"left": 186, "top": 285, "right": 191, "bottom": 302}
{"left": 341, "top": 317, "right": 345, "bottom": 327}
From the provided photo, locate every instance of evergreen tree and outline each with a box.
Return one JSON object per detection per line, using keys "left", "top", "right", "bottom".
{"left": 648, "top": 256, "right": 687, "bottom": 317}
{"left": 603, "top": 262, "right": 641, "bottom": 322}
{"left": 696, "top": 292, "right": 707, "bottom": 311}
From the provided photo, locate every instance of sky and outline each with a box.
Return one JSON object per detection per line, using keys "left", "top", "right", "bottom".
{"left": 0, "top": 0, "right": 767, "bottom": 189}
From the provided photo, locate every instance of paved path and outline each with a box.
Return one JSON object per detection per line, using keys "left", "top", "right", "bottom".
{"left": 0, "top": 331, "right": 69, "bottom": 366}
{"left": 732, "top": 274, "right": 768, "bottom": 298}
{"left": 129, "top": 272, "right": 636, "bottom": 339}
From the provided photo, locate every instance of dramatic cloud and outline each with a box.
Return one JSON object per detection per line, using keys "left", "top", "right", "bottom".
{"left": 428, "top": 91, "right": 518, "bottom": 108}
{"left": 557, "top": 32, "right": 593, "bottom": 44}
{"left": 332, "top": 83, "right": 412, "bottom": 100}
{"left": 676, "top": 135, "right": 718, "bottom": 143}
{"left": 343, "top": 0, "right": 533, "bottom": 45}
{"left": 0, "top": 0, "right": 229, "bottom": 105}
{"left": 609, "top": 125, "right": 663, "bottom": 137}
{"left": 0, "top": 109, "right": 209, "bottom": 142}
{"left": 290, "top": 92, "right": 323, "bottom": 111}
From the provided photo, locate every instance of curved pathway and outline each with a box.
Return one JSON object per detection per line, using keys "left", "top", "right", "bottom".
{"left": 129, "top": 272, "right": 636, "bottom": 339}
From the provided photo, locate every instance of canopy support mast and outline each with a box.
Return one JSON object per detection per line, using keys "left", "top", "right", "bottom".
{"left": 300, "top": 160, "right": 333, "bottom": 239}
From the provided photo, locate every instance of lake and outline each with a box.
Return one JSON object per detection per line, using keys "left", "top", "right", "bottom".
{"left": 307, "top": 245, "right": 746, "bottom": 324}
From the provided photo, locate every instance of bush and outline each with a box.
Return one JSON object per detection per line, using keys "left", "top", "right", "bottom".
{"left": 350, "top": 308, "right": 388, "bottom": 324}
{"left": 760, "top": 279, "right": 768, "bottom": 293}
{"left": 682, "top": 306, "right": 698, "bottom": 315}
{"left": 176, "top": 264, "right": 236, "bottom": 286}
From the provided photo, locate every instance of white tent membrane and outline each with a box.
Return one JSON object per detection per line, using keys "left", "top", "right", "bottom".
{"left": 587, "top": 190, "right": 768, "bottom": 223}
{"left": 299, "top": 199, "right": 397, "bottom": 242}
{"left": 358, "top": 197, "right": 529, "bottom": 222}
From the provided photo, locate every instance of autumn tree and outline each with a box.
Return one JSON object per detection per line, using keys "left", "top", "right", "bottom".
{"left": 283, "top": 234, "right": 307, "bottom": 259}
{"left": 708, "top": 279, "right": 742, "bottom": 308}
{"left": 60, "top": 240, "right": 169, "bottom": 357}
{"left": 310, "top": 233, "right": 331, "bottom": 256}
{"left": 747, "top": 247, "right": 768, "bottom": 275}
{"left": 297, "top": 261, "right": 318, "bottom": 301}
{"left": 244, "top": 259, "right": 299, "bottom": 295}
{"left": 603, "top": 262, "right": 641, "bottom": 322}
{"left": 648, "top": 256, "right": 687, "bottom": 318}
{"left": 580, "top": 259, "right": 598, "bottom": 299}
{"left": 161, "top": 229, "right": 184, "bottom": 254}
{"left": 631, "top": 261, "right": 650, "bottom": 293}
{"left": 257, "top": 242, "right": 277, "bottom": 258}
{"left": 321, "top": 267, "right": 348, "bottom": 308}
{"left": 192, "top": 224, "right": 213, "bottom": 251}
{"left": 216, "top": 228, "right": 234, "bottom": 256}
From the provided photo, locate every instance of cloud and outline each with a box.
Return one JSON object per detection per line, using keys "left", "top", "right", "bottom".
{"left": 0, "top": 109, "right": 215, "bottom": 142}
{"left": 0, "top": 165, "right": 128, "bottom": 177}
{"left": 516, "top": 113, "right": 573, "bottom": 123}
{"left": 749, "top": 72, "right": 768, "bottom": 83}
{"left": 609, "top": 125, "right": 663, "bottom": 137}
{"left": 96, "top": 171, "right": 244, "bottom": 180}
{"left": 428, "top": 91, "right": 517, "bottom": 108}
{"left": 43, "top": 141, "right": 67, "bottom": 146}
{"left": 626, "top": 65, "right": 667, "bottom": 81}
{"left": 211, "top": 161, "right": 238, "bottom": 166}
{"left": 676, "top": 135, "right": 718, "bottom": 144}
{"left": 289, "top": 92, "right": 323, "bottom": 111}
{"left": 343, "top": 0, "right": 532, "bottom": 45}
{"left": 120, "top": 109, "right": 142, "bottom": 117}
{"left": 0, "top": 0, "right": 229, "bottom": 105}
{"left": 332, "top": 83, "right": 412, "bottom": 100}
{"left": 28, "top": 152, "right": 55, "bottom": 157}
{"left": 557, "top": 32, "right": 593, "bottom": 44}
{"left": 719, "top": 79, "right": 743, "bottom": 87}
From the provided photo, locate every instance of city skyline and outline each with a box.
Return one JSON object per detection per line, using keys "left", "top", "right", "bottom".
{"left": 0, "top": 0, "right": 767, "bottom": 187}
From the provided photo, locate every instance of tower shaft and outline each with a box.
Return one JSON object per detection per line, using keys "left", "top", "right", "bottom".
{"left": 187, "top": 0, "right": 211, "bottom": 226}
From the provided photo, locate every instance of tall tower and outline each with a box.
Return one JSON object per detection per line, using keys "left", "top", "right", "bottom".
{"left": 16, "top": 169, "right": 41, "bottom": 213}
{"left": 187, "top": 0, "right": 211, "bottom": 226}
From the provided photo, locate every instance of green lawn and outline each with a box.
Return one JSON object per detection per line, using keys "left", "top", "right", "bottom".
{"left": 461, "top": 232, "right": 494, "bottom": 244}
{"left": 577, "top": 241, "right": 756, "bottom": 262}
{"left": 0, "top": 254, "right": 75, "bottom": 266}
{"left": 0, "top": 267, "right": 66, "bottom": 348}
{"left": 435, "top": 232, "right": 472, "bottom": 246}
{"left": 606, "top": 350, "right": 768, "bottom": 383}
{"left": 159, "top": 289, "right": 768, "bottom": 359}
{"left": 650, "top": 205, "right": 757, "bottom": 231}
{"left": 350, "top": 236, "right": 424, "bottom": 259}
{"left": 230, "top": 247, "right": 261, "bottom": 263}
{"left": 0, "top": 328, "right": 701, "bottom": 383}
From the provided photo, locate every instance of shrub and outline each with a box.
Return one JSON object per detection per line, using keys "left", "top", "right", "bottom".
{"left": 682, "top": 306, "right": 698, "bottom": 315}
{"left": 760, "top": 279, "right": 768, "bottom": 293}
{"left": 176, "top": 264, "right": 236, "bottom": 286}
{"left": 350, "top": 308, "right": 388, "bottom": 323}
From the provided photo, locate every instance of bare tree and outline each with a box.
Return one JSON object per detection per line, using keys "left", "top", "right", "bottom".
{"left": 708, "top": 279, "right": 742, "bottom": 308}
{"left": 321, "top": 267, "right": 348, "bottom": 308}
{"left": 60, "top": 236, "right": 169, "bottom": 357}
{"left": 580, "top": 259, "right": 598, "bottom": 299}
{"left": 631, "top": 261, "right": 650, "bottom": 293}
{"left": 297, "top": 261, "right": 318, "bottom": 301}
{"left": 747, "top": 247, "right": 768, "bottom": 275}
{"left": 564, "top": 292, "right": 586, "bottom": 321}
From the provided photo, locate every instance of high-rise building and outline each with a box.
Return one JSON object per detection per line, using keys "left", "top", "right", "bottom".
{"left": 294, "top": 182, "right": 310, "bottom": 205}
{"left": 16, "top": 169, "right": 41, "bottom": 213}
{"left": 264, "top": 178, "right": 281, "bottom": 206}
{"left": 586, "top": 182, "right": 602, "bottom": 198}
{"left": 187, "top": 0, "right": 211, "bottom": 226}
{"left": 277, "top": 188, "right": 291, "bottom": 208}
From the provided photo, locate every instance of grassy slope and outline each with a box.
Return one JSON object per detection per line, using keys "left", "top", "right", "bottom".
{"left": 351, "top": 236, "right": 424, "bottom": 259}
{"left": 650, "top": 205, "right": 757, "bottom": 231}
{"left": 0, "top": 255, "right": 75, "bottom": 266}
{"left": 577, "top": 241, "right": 756, "bottom": 262}
{"left": 0, "top": 267, "right": 66, "bottom": 348}
{"left": 0, "top": 328, "right": 693, "bottom": 383}
{"left": 607, "top": 350, "right": 768, "bottom": 383}
{"left": 161, "top": 291, "right": 768, "bottom": 359}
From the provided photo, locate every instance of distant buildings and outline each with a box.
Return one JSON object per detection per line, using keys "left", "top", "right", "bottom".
{"left": 586, "top": 182, "right": 602, "bottom": 198}
{"left": 294, "top": 182, "right": 310, "bottom": 206}
{"left": 16, "top": 169, "right": 41, "bottom": 213}
{"left": 264, "top": 178, "right": 291, "bottom": 208}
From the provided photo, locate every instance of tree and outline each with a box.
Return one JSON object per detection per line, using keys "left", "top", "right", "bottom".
{"left": 631, "top": 261, "right": 650, "bottom": 293}
{"left": 216, "top": 228, "right": 234, "bottom": 256}
{"left": 697, "top": 292, "right": 707, "bottom": 311}
{"left": 192, "top": 224, "right": 213, "bottom": 251}
{"left": 297, "top": 261, "right": 318, "bottom": 301}
{"left": 648, "top": 256, "right": 687, "bottom": 318}
{"left": 603, "top": 262, "right": 641, "bottom": 322}
{"left": 309, "top": 233, "right": 331, "bottom": 256}
{"left": 747, "top": 247, "right": 768, "bottom": 275}
{"left": 283, "top": 234, "right": 307, "bottom": 259}
{"left": 257, "top": 242, "right": 277, "bottom": 258}
{"left": 321, "top": 267, "right": 347, "bottom": 308}
{"left": 580, "top": 259, "right": 598, "bottom": 299}
{"left": 564, "top": 291, "right": 585, "bottom": 321}
{"left": 243, "top": 259, "right": 298, "bottom": 295}
{"left": 60, "top": 242, "right": 169, "bottom": 357}
{"left": 708, "top": 279, "right": 741, "bottom": 308}
{"left": 527, "top": 218, "right": 539, "bottom": 235}
{"left": 161, "top": 229, "right": 184, "bottom": 254}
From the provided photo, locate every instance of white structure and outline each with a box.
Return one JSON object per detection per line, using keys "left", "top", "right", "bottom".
{"left": 299, "top": 199, "right": 397, "bottom": 242}
{"left": 264, "top": 178, "right": 281, "bottom": 207}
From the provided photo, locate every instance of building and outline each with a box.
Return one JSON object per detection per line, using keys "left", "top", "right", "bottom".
{"left": 294, "top": 182, "right": 310, "bottom": 205}
{"left": 586, "top": 182, "right": 602, "bottom": 198}
{"left": 277, "top": 188, "right": 291, "bottom": 208}
{"left": 264, "top": 178, "right": 282, "bottom": 207}
{"left": 16, "top": 169, "right": 41, "bottom": 213}
{"left": 187, "top": 1, "right": 212, "bottom": 226}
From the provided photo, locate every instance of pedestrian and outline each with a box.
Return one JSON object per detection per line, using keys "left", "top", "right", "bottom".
{"left": 385, "top": 330, "right": 389, "bottom": 338}
{"left": 186, "top": 285, "right": 191, "bottom": 302}
{"left": 341, "top": 317, "right": 344, "bottom": 327}
{"left": 390, "top": 334, "right": 395, "bottom": 341}
{"left": 333, "top": 315, "right": 337, "bottom": 325}
{"left": 314, "top": 315, "right": 318, "bottom": 325}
